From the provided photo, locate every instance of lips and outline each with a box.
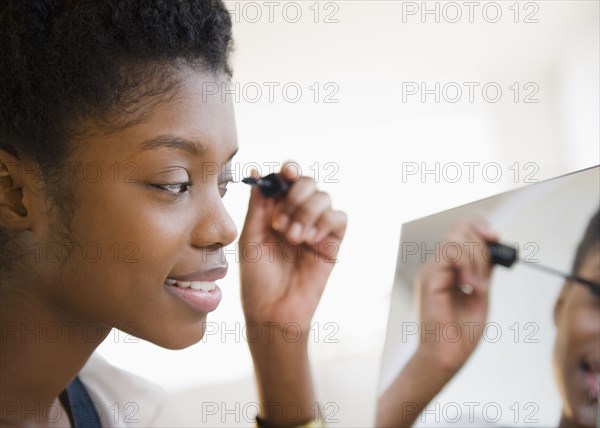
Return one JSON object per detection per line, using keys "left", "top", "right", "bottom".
{"left": 167, "top": 265, "right": 228, "bottom": 282}
{"left": 580, "top": 360, "right": 600, "bottom": 401}
{"left": 163, "top": 265, "right": 228, "bottom": 313}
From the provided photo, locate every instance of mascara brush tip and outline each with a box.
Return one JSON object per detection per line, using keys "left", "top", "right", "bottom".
{"left": 242, "top": 177, "right": 258, "bottom": 185}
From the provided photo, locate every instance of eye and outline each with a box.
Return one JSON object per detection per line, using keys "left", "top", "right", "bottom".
{"left": 587, "top": 284, "right": 600, "bottom": 302}
{"left": 151, "top": 182, "right": 192, "bottom": 196}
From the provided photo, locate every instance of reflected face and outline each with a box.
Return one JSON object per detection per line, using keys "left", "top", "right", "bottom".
{"left": 553, "top": 245, "right": 600, "bottom": 427}
{"left": 27, "top": 70, "right": 239, "bottom": 349}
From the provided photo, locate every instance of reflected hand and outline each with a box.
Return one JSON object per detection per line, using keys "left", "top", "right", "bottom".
{"left": 415, "top": 220, "right": 497, "bottom": 373}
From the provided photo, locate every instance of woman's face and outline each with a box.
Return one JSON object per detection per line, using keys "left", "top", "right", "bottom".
{"left": 26, "top": 70, "right": 239, "bottom": 349}
{"left": 553, "top": 245, "right": 600, "bottom": 427}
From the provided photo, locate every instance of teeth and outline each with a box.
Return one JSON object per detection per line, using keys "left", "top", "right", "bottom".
{"left": 165, "top": 279, "right": 216, "bottom": 291}
{"left": 189, "top": 281, "right": 216, "bottom": 291}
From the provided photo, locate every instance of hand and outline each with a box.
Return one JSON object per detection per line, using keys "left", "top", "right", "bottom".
{"left": 238, "top": 162, "right": 347, "bottom": 428}
{"left": 415, "top": 220, "right": 497, "bottom": 373}
{"left": 377, "top": 220, "right": 498, "bottom": 428}
{"left": 239, "top": 162, "right": 347, "bottom": 331}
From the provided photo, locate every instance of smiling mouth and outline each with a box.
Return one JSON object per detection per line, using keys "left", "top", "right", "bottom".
{"left": 164, "top": 279, "right": 216, "bottom": 291}
{"left": 164, "top": 266, "right": 228, "bottom": 292}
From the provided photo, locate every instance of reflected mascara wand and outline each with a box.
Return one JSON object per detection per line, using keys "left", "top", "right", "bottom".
{"left": 487, "top": 242, "right": 600, "bottom": 295}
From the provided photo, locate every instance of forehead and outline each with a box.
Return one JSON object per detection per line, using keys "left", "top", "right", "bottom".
{"left": 79, "top": 70, "right": 238, "bottom": 161}
{"left": 135, "top": 71, "right": 237, "bottom": 154}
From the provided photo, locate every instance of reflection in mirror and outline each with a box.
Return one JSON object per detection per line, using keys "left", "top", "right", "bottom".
{"left": 377, "top": 166, "right": 599, "bottom": 427}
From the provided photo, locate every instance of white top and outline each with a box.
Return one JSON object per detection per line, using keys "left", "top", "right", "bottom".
{"left": 78, "top": 353, "right": 167, "bottom": 427}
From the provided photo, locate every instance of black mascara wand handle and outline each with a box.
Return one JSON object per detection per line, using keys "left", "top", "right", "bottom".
{"left": 487, "top": 242, "right": 600, "bottom": 293}
{"left": 242, "top": 173, "right": 291, "bottom": 198}
{"left": 487, "top": 242, "right": 518, "bottom": 267}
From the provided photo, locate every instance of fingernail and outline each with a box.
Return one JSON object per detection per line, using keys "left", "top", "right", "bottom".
{"left": 459, "top": 283, "right": 474, "bottom": 294}
{"left": 288, "top": 222, "right": 302, "bottom": 241}
{"left": 474, "top": 222, "right": 493, "bottom": 238}
{"left": 278, "top": 214, "right": 290, "bottom": 230}
{"left": 305, "top": 227, "right": 317, "bottom": 242}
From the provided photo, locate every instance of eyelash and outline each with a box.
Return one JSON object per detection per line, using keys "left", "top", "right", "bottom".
{"left": 587, "top": 285, "right": 600, "bottom": 301}
{"left": 152, "top": 182, "right": 193, "bottom": 196}
{"left": 152, "top": 178, "right": 234, "bottom": 198}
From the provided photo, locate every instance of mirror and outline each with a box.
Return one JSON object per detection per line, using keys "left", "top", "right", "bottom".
{"left": 378, "top": 166, "right": 599, "bottom": 427}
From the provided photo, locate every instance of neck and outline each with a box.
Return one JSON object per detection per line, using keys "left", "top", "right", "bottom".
{"left": 0, "top": 284, "right": 110, "bottom": 426}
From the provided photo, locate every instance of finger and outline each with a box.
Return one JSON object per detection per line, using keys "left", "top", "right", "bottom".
{"left": 472, "top": 219, "right": 498, "bottom": 243}
{"left": 445, "top": 227, "right": 481, "bottom": 287}
{"left": 285, "top": 191, "right": 332, "bottom": 243}
{"left": 280, "top": 161, "right": 303, "bottom": 183}
{"left": 309, "top": 210, "right": 348, "bottom": 244}
{"left": 273, "top": 176, "right": 317, "bottom": 232}
{"left": 419, "top": 257, "right": 457, "bottom": 297}
{"left": 467, "top": 221, "right": 498, "bottom": 286}
{"left": 452, "top": 224, "right": 494, "bottom": 294}
{"left": 240, "top": 168, "right": 276, "bottom": 243}
{"left": 310, "top": 211, "right": 348, "bottom": 262}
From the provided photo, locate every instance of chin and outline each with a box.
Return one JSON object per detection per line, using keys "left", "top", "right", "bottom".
{"left": 139, "top": 320, "right": 208, "bottom": 350}
{"left": 573, "top": 405, "right": 597, "bottom": 428}
{"left": 564, "top": 390, "right": 598, "bottom": 428}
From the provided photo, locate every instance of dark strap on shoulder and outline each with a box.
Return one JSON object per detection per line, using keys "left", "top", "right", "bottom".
{"left": 58, "top": 376, "right": 102, "bottom": 428}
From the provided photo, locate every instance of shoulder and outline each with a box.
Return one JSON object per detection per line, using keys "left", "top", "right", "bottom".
{"left": 78, "top": 352, "right": 167, "bottom": 427}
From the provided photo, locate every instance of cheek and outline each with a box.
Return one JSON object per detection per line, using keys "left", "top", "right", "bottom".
{"left": 553, "top": 323, "right": 570, "bottom": 373}
{"left": 57, "top": 177, "right": 218, "bottom": 345}
{"left": 568, "top": 302, "right": 600, "bottom": 342}
{"left": 72, "top": 180, "right": 190, "bottom": 263}
{"left": 556, "top": 302, "right": 600, "bottom": 365}
{"left": 58, "top": 212, "right": 202, "bottom": 338}
{"left": 60, "top": 183, "right": 192, "bottom": 314}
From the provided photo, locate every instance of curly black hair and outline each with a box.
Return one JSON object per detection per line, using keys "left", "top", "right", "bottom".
{"left": 571, "top": 208, "right": 600, "bottom": 276}
{"left": 0, "top": 0, "right": 233, "bottom": 267}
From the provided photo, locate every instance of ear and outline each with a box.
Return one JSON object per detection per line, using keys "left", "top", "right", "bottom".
{"left": 553, "top": 282, "right": 570, "bottom": 327}
{"left": 0, "top": 149, "right": 33, "bottom": 235}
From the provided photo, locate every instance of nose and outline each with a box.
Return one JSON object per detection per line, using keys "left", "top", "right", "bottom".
{"left": 190, "top": 194, "right": 238, "bottom": 250}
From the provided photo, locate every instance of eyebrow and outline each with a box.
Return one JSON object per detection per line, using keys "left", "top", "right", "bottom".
{"left": 138, "top": 135, "right": 238, "bottom": 160}
{"left": 138, "top": 136, "right": 204, "bottom": 156}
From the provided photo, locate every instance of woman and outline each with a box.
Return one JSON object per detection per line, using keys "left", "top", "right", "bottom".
{"left": 0, "top": 1, "right": 347, "bottom": 427}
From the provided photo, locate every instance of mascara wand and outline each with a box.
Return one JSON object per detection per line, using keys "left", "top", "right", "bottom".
{"left": 241, "top": 173, "right": 291, "bottom": 198}
{"left": 487, "top": 242, "right": 600, "bottom": 294}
